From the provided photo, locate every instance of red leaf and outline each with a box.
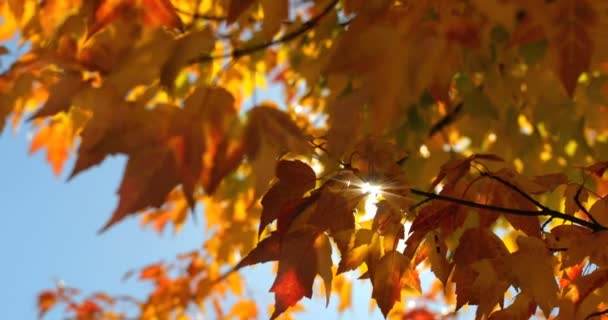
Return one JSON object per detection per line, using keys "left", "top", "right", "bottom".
{"left": 270, "top": 227, "right": 332, "bottom": 319}
{"left": 236, "top": 232, "right": 282, "bottom": 269}
{"left": 259, "top": 160, "right": 317, "bottom": 235}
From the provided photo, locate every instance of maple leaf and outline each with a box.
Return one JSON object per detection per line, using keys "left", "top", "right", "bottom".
{"left": 505, "top": 236, "right": 558, "bottom": 316}
{"left": 453, "top": 228, "right": 509, "bottom": 311}
{"left": 160, "top": 28, "right": 215, "bottom": 90}
{"left": 236, "top": 232, "right": 281, "bottom": 269}
{"left": 489, "top": 292, "right": 536, "bottom": 320}
{"left": 336, "top": 228, "right": 377, "bottom": 274}
{"left": 38, "top": 290, "right": 57, "bottom": 318}
{"left": 308, "top": 173, "right": 365, "bottom": 236}
{"left": 88, "top": 0, "right": 182, "bottom": 38}
{"left": 549, "top": 0, "right": 597, "bottom": 96}
{"left": 244, "top": 105, "right": 311, "bottom": 199}
{"left": 259, "top": 159, "right": 317, "bottom": 235}
{"left": 372, "top": 200, "right": 405, "bottom": 250}
{"left": 259, "top": 0, "right": 288, "bottom": 41}
{"left": 269, "top": 226, "right": 333, "bottom": 319}
{"left": 70, "top": 85, "right": 238, "bottom": 230}
{"left": 371, "top": 250, "right": 416, "bottom": 317}
{"left": 423, "top": 231, "right": 453, "bottom": 286}
{"left": 29, "top": 71, "right": 86, "bottom": 119}
{"left": 546, "top": 225, "right": 593, "bottom": 269}
{"left": 590, "top": 196, "right": 608, "bottom": 227}
{"left": 564, "top": 183, "right": 589, "bottom": 216}
{"left": 558, "top": 267, "right": 608, "bottom": 319}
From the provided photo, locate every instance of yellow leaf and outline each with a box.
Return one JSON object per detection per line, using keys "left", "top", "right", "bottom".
{"left": 244, "top": 105, "right": 311, "bottom": 199}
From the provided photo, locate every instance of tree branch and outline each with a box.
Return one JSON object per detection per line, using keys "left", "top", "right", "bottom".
{"left": 480, "top": 172, "right": 547, "bottom": 210}
{"left": 585, "top": 308, "right": 608, "bottom": 320}
{"left": 409, "top": 188, "right": 605, "bottom": 231}
{"left": 189, "top": 0, "right": 339, "bottom": 64}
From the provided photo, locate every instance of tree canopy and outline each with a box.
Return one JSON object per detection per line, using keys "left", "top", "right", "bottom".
{"left": 3, "top": 0, "right": 608, "bottom": 319}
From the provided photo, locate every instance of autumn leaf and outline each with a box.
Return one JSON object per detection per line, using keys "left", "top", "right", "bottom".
{"left": 88, "top": 0, "right": 182, "bottom": 38}
{"left": 269, "top": 226, "right": 332, "bottom": 319}
{"left": 505, "top": 236, "right": 558, "bottom": 316}
{"left": 309, "top": 183, "right": 361, "bottom": 235}
{"left": 228, "top": 300, "right": 258, "bottom": 319}
{"left": 424, "top": 231, "right": 452, "bottom": 286}
{"left": 549, "top": 0, "right": 597, "bottom": 96}
{"left": 160, "top": 28, "right": 215, "bottom": 89}
{"left": 226, "top": 0, "right": 257, "bottom": 24}
{"left": 29, "top": 71, "right": 86, "bottom": 119}
{"left": 259, "top": 0, "right": 288, "bottom": 40}
{"left": 489, "top": 292, "right": 536, "bottom": 320}
{"left": 589, "top": 196, "right": 608, "bottom": 227}
{"left": 38, "top": 290, "right": 57, "bottom": 318}
{"left": 372, "top": 200, "right": 404, "bottom": 250}
{"left": 337, "top": 229, "right": 376, "bottom": 274}
{"left": 259, "top": 159, "right": 317, "bottom": 235}
{"left": 29, "top": 115, "right": 75, "bottom": 176}
{"left": 371, "top": 250, "right": 413, "bottom": 317}
{"left": 244, "top": 105, "right": 311, "bottom": 199}
{"left": 453, "top": 228, "right": 509, "bottom": 311}
{"left": 236, "top": 232, "right": 281, "bottom": 269}
{"left": 564, "top": 184, "right": 589, "bottom": 216}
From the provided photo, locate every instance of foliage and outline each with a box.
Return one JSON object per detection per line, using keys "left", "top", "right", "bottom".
{"left": 3, "top": 0, "right": 608, "bottom": 319}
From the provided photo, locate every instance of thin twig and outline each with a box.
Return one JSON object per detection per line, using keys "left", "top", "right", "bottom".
{"left": 409, "top": 188, "right": 604, "bottom": 231}
{"left": 585, "top": 308, "right": 608, "bottom": 320}
{"left": 481, "top": 171, "right": 548, "bottom": 210}
{"left": 189, "top": 0, "right": 339, "bottom": 64}
{"left": 428, "top": 102, "right": 463, "bottom": 137}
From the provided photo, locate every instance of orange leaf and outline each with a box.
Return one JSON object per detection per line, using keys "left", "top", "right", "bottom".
{"left": 29, "top": 117, "right": 73, "bottom": 176}
{"left": 244, "top": 105, "right": 311, "bottom": 199}
{"left": 38, "top": 290, "right": 57, "bottom": 318}
{"left": 370, "top": 250, "right": 413, "bottom": 317}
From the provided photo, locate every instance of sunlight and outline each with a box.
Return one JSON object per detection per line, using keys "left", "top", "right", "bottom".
{"left": 358, "top": 182, "right": 383, "bottom": 221}
{"left": 360, "top": 182, "right": 382, "bottom": 198}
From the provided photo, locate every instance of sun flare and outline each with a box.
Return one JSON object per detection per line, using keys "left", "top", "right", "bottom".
{"left": 359, "top": 182, "right": 383, "bottom": 221}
